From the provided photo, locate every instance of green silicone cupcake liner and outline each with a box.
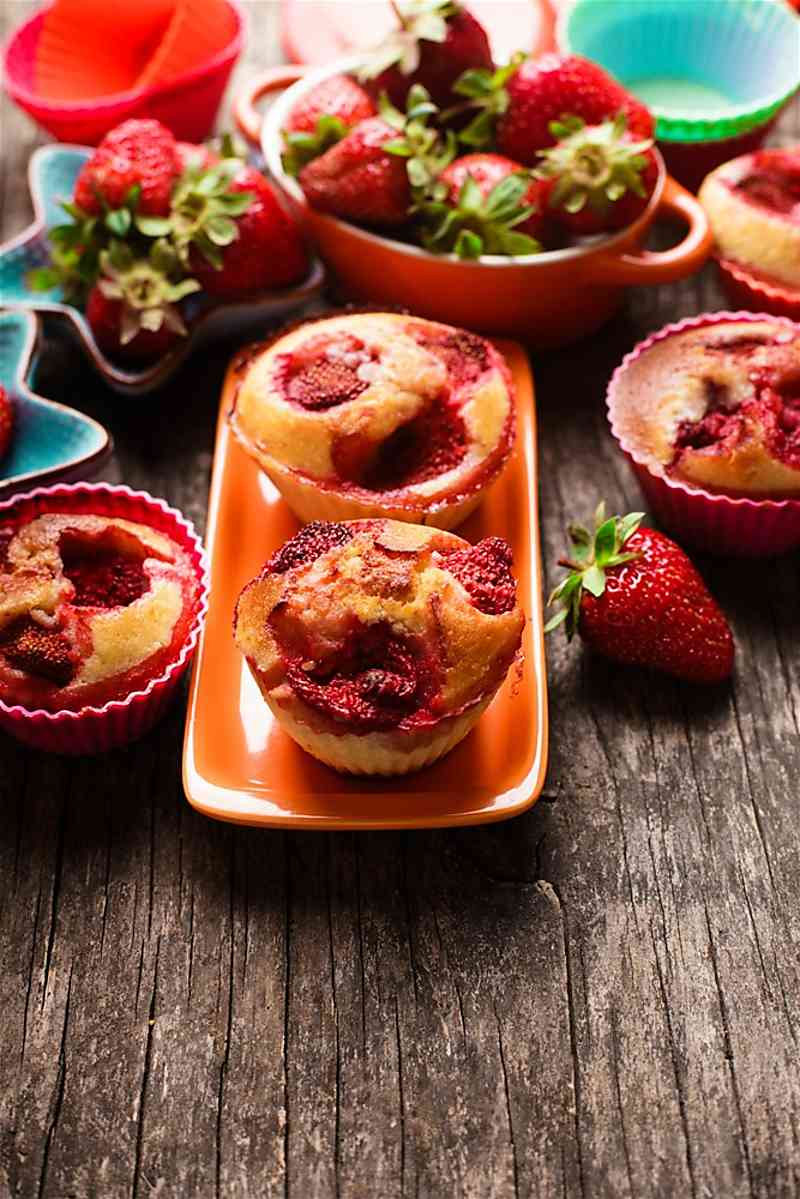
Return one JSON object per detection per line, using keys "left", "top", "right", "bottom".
{"left": 559, "top": 0, "right": 800, "bottom": 143}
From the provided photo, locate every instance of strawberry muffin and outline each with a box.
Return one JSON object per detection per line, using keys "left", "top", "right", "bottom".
{"left": 229, "top": 313, "right": 515, "bottom": 529}
{"left": 699, "top": 148, "right": 800, "bottom": 317}
{"left": 607, "top": 313, "right": 800, "bottom": 556}
{"left": 0, "top": 510, "right": 199, "bottom": 714}
{"left": 234, "top": 519, "right": 524, "bottom": 775}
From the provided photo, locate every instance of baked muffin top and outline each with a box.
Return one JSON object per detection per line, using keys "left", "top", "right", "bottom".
{"left": 234, "top": 519, "right": 524, "bottom": 735}
{"left": 0, "top": 512, "right": 198, "bottom": 711}
{"left": 611, "top": 319, "right": 800, "bottom": 496}
{"left": 699, "top": 148, "right": 800, "bottom": 289}
{"left": 229, "top": 312, "right": 515, "bottom": 510}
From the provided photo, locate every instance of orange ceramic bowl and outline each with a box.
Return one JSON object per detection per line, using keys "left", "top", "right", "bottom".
{"left": 236, "top": 60, "right": 713, "bottom": 348}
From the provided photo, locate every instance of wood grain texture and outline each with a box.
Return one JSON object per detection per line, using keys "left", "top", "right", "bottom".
{"left": 1, "top": 3, "right": 799, "bottom": 1195}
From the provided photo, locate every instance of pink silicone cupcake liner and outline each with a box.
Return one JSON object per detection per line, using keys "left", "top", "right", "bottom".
{"left": 716, "top": 258, "right": 800, "bottom": 322}
{"left": 607, "top": 311, "right": 800, "bottom": 558}
{"left": 0, "top": 482, "right": 209, "bottom": 754}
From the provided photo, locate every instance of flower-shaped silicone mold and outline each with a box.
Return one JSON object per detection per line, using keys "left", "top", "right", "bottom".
{"left": 0, "top": 309, "right": 111, "bottom": 500}
{"left": 0, "top": 144, "right": 325, "bottom": 397}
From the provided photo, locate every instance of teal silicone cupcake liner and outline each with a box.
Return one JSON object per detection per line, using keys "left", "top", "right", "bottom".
{"left": 559, "top": 0, "right": 800, "bottom": 143}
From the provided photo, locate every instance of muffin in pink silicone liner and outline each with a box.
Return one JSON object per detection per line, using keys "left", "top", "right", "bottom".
{"left": 698, "top": 147, "right": 800, "bottom": 321}
{"left": 0, "top": 482, "right": 208, "bottom": 753}
{"left": 607, "top": 311, "right": 800, "bottom": 557}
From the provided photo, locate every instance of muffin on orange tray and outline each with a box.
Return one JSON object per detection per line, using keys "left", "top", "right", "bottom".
{"left": 234, "top": 519, "right": 524, "bottom": 775}
{"left": 699, "top": 147, "right": 800, "bottom": 318}
{"left": 607, "top": 312, "right": 800, "bottom": 556}
{"left": 0, "top": 513, "right": 198, "bottom": 713}
{"left": 229, "top": 313, "right": 515, "bottom": 530}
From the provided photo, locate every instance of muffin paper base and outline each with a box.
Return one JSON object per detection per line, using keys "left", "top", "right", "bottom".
{"left": 265, "top": 693, "right": 495, "bottom": 777}
{"left": 260, "top": 459, "right": 489, "bottom": 532}
{"left": 0, "top": 482, "right": 209, "bottom": 753}
{"left": 607, "top": 311, "right": 800, "bottom": 558}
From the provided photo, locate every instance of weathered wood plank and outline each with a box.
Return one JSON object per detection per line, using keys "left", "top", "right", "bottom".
{"left": 2, "top": 2, "right": 800, "bottom": 1196}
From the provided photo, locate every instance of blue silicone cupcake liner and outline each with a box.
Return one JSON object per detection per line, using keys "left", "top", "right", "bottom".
{"left": 559, "top": 0, "right": 800, "bottom": 143}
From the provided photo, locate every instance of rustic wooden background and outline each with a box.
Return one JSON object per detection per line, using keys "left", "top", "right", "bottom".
{"left": 2, "top": 3, "right": 800, "bottom": 1196}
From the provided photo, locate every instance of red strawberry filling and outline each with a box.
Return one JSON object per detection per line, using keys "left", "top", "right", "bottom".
{"left": 443, "top": 537, "right": 517, "bottom": 615}
{"left": 360, "top": 402, "right": 467, "bottom": 490}
{"left": 673, "top": 370, "right": 800, "bottom": 471}
{"left": 268, "top": 521, "right": 354, "bottom": 574}
{"left": 277, "top": 335, "right": 376, "bottom": 410}
{"left": 417, "top": 329, "right": 491, "bottom": 387}
{"left": 731, "top": 154, "right": 800, "bottom": 221}
{"left": 284, "top": 624, "right": 436, "bottom": 731}
{"left": 1, "top": 620, "right": 76, "bottom": 686}
{"left": 62, "top": 551, "right": 149, "bottom": 608}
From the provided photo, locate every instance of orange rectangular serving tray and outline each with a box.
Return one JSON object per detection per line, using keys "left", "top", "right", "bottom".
{"left": 182, "top": 339, "right": 548, "bottom": 830}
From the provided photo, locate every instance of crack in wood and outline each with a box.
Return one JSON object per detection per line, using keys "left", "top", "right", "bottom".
{"left": 494, "top": 1003, "right": 519, "bottom": 1199}
{"left": 36, "top": 964, "right": 72, "bottom": 1199}
{"left": 132, "top": 937, "right": 160, "bottom": 1199}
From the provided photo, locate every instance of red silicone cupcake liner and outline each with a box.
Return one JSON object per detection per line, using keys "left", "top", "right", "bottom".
{"left": 716, "top": 258, "right": 800, "bottom": 322}
{"left": 607, "top": 311, "right": 800, "bottom": 558}
{"left": 0, "top": 482, "right": 209, "bottom": 753}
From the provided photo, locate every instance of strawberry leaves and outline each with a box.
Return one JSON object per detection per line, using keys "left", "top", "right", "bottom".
{"left": 359, "top": 0, "right": 458, "bottom": 81}
{"left": 419, "top": 169, "right": 541, "bottom": 258}
{"left": 536, "top": 113, "right": 653, "bottom": 219}
{"left": 545, "top": 502, "right": 644, "bottom": 638}
{"left": 379, "top": 86, "right": 456, "bottom": 197}
{"left": 282, "top": 114, "right": 349, "bottom": 176}
{"left": 442, "top": 56, "right": 525, "bottom": 150}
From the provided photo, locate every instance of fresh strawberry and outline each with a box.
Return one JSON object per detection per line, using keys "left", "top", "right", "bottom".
{"left": 546, "top": 505, "right": 734, "bottom": 685}
{"left": 178, "top": 165, "right": 308, "bottom": 296}
{"left": 421, "top": 152, "right": 553, "bottom": 254}
{"left": 299, "top": 87, "right": 454, "bottom": 227}
{"left": 536, "top": 115, "right": 657, "bottom": 235}
{"left": 86, "top": 242, "right": 199, "bottom": 362}
{"left": 497, "top": 54, "right": 654, "bottom": 165}
{"left": 0, "top": 386, "right": 13, "bottom": 460}
{"left": 282, "top": 74, "right": 377, "bottom": 175}
{"left": 74, "top": 119, "right": 181, "bottom": 216}
{"left": 361, "top": 0, "right": 493, "bottom": 109}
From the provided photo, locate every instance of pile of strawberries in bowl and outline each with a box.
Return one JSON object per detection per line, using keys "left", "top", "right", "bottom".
{"left": 278, "top": 0, "right": 660, "bottom": 256}
{"left": 28, "top": 119, "right": 310, "bottom": 362}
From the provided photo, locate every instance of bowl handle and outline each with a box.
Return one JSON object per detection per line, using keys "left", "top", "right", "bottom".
{"left": 591, "top": 176, "right": 713, "bottom": 285}
{"left": 234, "top": 65, "right": 309, "bottom": 146}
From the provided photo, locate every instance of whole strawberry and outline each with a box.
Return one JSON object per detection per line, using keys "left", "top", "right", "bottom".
{"left": 361, "top": 0, "right": 493, "bottom": 109}
{"left": 423, "top": 152, "right": 553, "bottom": 253}
{"left": 282, "top": 74, "right": 377, "bottom": 175}
{"left": 497, "top": 54, "right": 654, "bottom": 165}
{"left": 170, "top": 162, "right": 309, "bottom": 296}
{"left": 299, "top": 88, "right": 455, "bottom": 227}
{"left": 74, "top": 119, "right": 181, "bottom": 217}
{"left": 536, "top": 115, "right": 657, "bottom": 236}
{"left": 546, "top": 505, "right": 734, "bottom": 685}
{"left": 0, "top": 385, "right": 13, "bottom": 460}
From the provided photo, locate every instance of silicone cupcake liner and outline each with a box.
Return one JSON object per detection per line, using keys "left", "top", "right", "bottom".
{"left": 34, "top": 0, "right": 174, "bottom": 101}
{"left": 0, "top": 482, "right": 209, "bottom": 753}
{"left": 2, "top": 2, "right": 243, "bottom": 144}
{"left": 137, "top": 0, "right": 238, "bottom": 89}
{"left": 559, "top": 0, "right": 800, "bottom": 144}
{"left": 716, "top": 259, "right": 800, "bottom": 323}
{"left": 607, "top": 311, "right": 800, "bottom": 558}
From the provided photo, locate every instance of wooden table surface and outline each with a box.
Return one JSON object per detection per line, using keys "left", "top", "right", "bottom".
{"left": 2, "top": 4, "right": 800, "bottom": 1197}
